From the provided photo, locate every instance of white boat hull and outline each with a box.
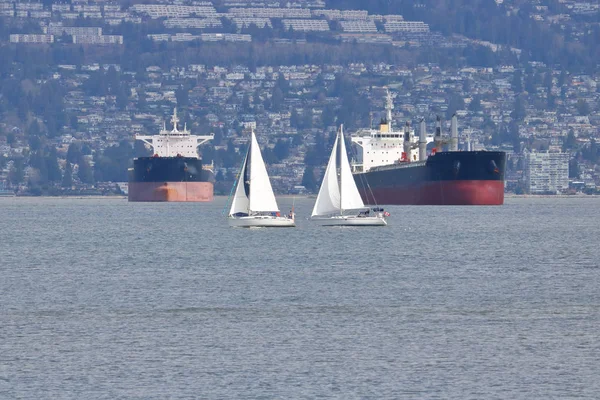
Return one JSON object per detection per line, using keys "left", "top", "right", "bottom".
{"left": 311, "top": 215, "right": 387, "bottom": 226}
{"left": 228, "top": 216, "right": 296, "bottom": 228}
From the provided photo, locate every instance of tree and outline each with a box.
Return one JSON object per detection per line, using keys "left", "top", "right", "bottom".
{"left": 77, "top": 159, "right": 94, "bottom": 184}
{"left": 273, "top": 139, "right": 290, "bottom": 161}
{"left": 290, "top": 108, "right": 300, "bottom": 129}
{"left": 275, "top": 73, "right": 289, "bottom": 94}
{"left": 176, "top": 85, "right": 189, "bottom": 108}
{"left": 576, "top": 99, "right": 591, "bottom": 116}
{"left": 116, "top": 86, "right": 129, "bottom": 110}
{"left": 270, "top": 87, "right": 284, "bottom": 112}
{"left": 8, "top": 159, "right": 25, "bottom": 187}
{"left": 524, "top": 72, "right": 536, "bottom": 93}
{"left": 446, "top": 93, "right": 465, "bottom": 119}
{"left": 321, "top": 105, "right": 336, "bottom": 127}
{"left": 301, "top": 166, "right": 317, "bottom": 192}
{"left": 563, "top": 130, "right": 577, "bottom": 151}
{"left": 569, "top": 158, "right": 580, "bottom": 179}
{"left": 62, "top": 162, "right": 73, "bottom": 188}
{"left": 67, "top": 142, "right": 83, "bottom": 164}
{"left": 511, "top": 95, "right": 527, "bottom": 121}
{"left": 45, "top": 148, "right": 62, "bottom": 182}
{"left": 28, "top": 150, "right": 48, "bottom": 185}
{"left": 511, "top": 70, "right": 523, "bottom": 93}
{"left": 468, "top": 95, "right": 482, "bottom": 112}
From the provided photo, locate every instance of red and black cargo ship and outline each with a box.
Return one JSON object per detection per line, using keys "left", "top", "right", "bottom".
{"left": 350, "top": 91, "right": 506, "bottom": 205}
{"left": 353, "top": 150, "right": 506, "bottom": 205}
{"left": 128, "top": 109, "right": 214, "bottom": 202}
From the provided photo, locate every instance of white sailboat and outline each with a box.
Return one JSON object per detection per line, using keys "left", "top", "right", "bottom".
{"left": 228, "top": 130, "right": 295, "bottom": 228}
{"left": 311, "top": 125, "right": 388, "bottom": 226}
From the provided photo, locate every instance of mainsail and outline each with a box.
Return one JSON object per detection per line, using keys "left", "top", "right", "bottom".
{"left": 248, "top": 131, "right": 279, "bottom": 213}
{"left": 339, "top": 126, "right": 365, "bottom": 211}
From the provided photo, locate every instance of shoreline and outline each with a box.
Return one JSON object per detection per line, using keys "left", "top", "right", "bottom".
{"left": 1, "top": 194, "right": 597, "bottom": 200}
{"left": 505, "top": 194, "right": 597, "bottom": 199}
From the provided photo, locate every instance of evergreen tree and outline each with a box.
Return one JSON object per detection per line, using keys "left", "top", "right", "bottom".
{"left": 270, "top": 87, "right": 284, "bottom": 112}
{"left": 468, "top": 95, "right": 482, "bottom": 112}
{"left": 116, "top": 86, "right": 129, "bottom": 110}
{"left": 77, "top": 159, "right": 94, "bottom": 184}
{"left": 8, "top": 159, "right": 25, "bottom": 186}
{"left": 45, "top": 148, "right": 62, "bottom": 182}
{"left": 290, "top": 108, "right": 300, "bottom": 128}
{"left": 62, "top": 162, "right": 73, "bottom": 188}
{"left": 569, "top": 158, "right": 580, "bottom": 179}
{"left": 273, "top": 139, "right": 290, "bottom": 161}
{"left": 176, "top": 85, "right": 189, "bottom": 108}
{"left": 511, "top": 95, "right": 527, "bottom": 121}
{"left": 321, "top": 105, "right": 336, "bottom": 127}
{"left": 301, "top": 166, "right": 317, "bottom": 192}
{"left": 563, "top": 130, "right": 577, "bottom": 151}
{"left": 511, "top": 70, "right": 523, "bottom": 93}
{"left": 576, "top": 99, "right": 591, "bottom": 116}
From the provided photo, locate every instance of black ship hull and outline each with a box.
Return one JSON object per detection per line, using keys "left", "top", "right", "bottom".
{"left": 353, "top": 151, "right": 507, "bottom": 205}
{"left": 128, "top": 157, "right": 214, "bottom": 202}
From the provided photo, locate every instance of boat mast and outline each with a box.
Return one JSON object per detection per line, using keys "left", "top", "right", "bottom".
{"left": 339, "top": 125, "right": 343, "bottom": 215}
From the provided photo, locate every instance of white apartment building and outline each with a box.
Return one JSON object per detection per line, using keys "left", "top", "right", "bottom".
{"left": 524, "top": 151, "right": 569, "bottom": 194}
{"left": 130, "top": 4, "right": 217, "bottom": 19}
{"left": 46, "top": 24, "right": 103, "bottom": 36}
{"left": 282, "top": 19, "right": 329, "bottom": 32}
{"left": 231, "top": 17, "right": 272, "bottom": 29}
{"left": 163, "top": 18, "right": 222, "bottom": 29}
{"left": 384, "top": 21, "right": 429, "bottom": 33}
{"left": 340, "top": 20, "right": 377, "bottom": 33}
{"left": 228, "top": 8, "right": 311, "bottom": 18}
{"left": 10, "top": 34, "right": 54, "bottom": 43}
{"left": 72, "top": 35, "right": 124, "bottom": 44}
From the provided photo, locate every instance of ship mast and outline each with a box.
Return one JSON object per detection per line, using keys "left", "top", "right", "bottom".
{"left": 171, "top": 108, "right": 179, "bottom": 132}
{"left": 385, "top": 88, "right": 394, "bottom": 127}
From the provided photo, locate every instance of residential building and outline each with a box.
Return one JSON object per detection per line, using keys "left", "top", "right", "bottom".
{"left": 524, "top": 151, "right": 569, "bottom": 194}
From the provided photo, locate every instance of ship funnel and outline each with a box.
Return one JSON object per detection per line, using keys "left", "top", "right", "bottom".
{"left": 419, "top": 119, "right": 427, "bottom": 161}
{"left": 450, "top": 114, "right": 459, "bottom": 151}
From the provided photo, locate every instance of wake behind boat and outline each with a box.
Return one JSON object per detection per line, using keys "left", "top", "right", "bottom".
{"left": 228, "top": 130, "right": 295, "bottom": 228}
{"left": 311, "top": 125, "right": 388, "bottom": 227}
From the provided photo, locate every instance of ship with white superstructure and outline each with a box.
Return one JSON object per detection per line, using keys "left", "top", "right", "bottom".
{"left": 128, "top": 108, "right": 214, "bottom": 202}
{"left": 351, "top": 90, "right": 507, "bottom": 205}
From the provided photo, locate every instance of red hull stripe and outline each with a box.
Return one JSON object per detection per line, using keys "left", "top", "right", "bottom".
{"left": 128, "top": 182, "right": 214, "bottom": 202}
{"left": 361, "top": 180, "right": 504, "bottom": 205}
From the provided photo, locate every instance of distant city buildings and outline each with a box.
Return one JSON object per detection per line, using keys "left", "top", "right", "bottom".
{"left": 10, "top": 34, "right": 54, "bottom": 43}
{"left": 524, "top": 151, "right": 569, "bottom": 194}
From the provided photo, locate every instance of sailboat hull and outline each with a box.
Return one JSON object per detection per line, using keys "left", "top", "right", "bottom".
{"left": 311, "top": 216, "right": 387, "bottom": 226}
{"left": 228, "top": 216, "right": 296, "bottom": 228}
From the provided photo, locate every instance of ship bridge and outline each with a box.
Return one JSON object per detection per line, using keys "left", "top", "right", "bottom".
{"left": 135, "top": 108, "right": 213, "bottom": 158}
{"left": 350, "top": 89, "right": 433, "bottom": 173}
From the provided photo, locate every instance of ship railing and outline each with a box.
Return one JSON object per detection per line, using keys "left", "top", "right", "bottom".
{"left": 350, "top": 161, "right": 363, "bottom": 173}
{"left": 202, "top": 161, "right": 214, "bottom": 172}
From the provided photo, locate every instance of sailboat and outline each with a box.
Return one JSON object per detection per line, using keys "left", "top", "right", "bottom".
{"left": 311, "top": 125, "right": 388, "bottom": 226}
{"left": 228, "top": 130, "right": 295, "bottom": 228}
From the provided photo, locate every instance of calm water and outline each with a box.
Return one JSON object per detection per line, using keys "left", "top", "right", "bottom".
{"left": 0, "top": 197, "right": 599, "bottom": 399}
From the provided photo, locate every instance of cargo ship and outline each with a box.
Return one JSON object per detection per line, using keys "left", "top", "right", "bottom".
{"left": 351, "top": 91, "right": 506, "bottom": 205}
{"left": 128, "top": 109, "right": 214, "bottom": 202}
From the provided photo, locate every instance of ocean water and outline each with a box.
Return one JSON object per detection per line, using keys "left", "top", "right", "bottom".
{"left": 0, "top": 196, "right": 599, "bottom": 399}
